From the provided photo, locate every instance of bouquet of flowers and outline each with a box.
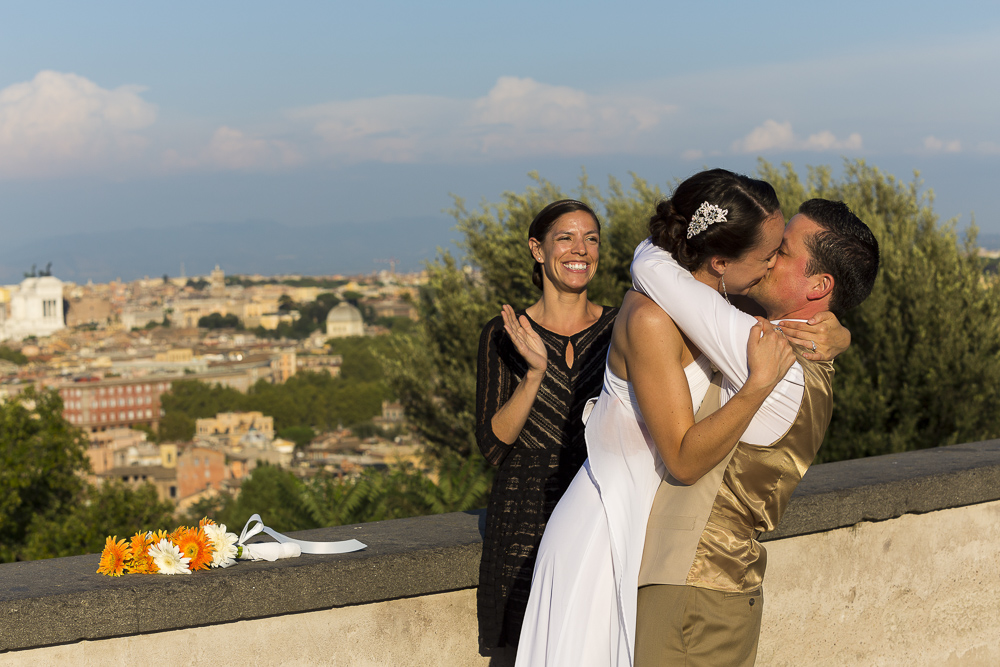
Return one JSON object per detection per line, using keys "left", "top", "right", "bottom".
{"left": 97, "top": 518, "right": 239, "bottom": 576}
{"left": 97, "top": 513, "right": 365, "bottom": 577}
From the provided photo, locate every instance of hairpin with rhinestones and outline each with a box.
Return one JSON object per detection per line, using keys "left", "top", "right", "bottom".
{"left": 686, "top": 201, "right": 728, "bottom": 239}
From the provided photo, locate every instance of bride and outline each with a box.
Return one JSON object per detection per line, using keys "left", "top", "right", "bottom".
{"left": 515, "top": 169, "right": 818, "bottom": 666}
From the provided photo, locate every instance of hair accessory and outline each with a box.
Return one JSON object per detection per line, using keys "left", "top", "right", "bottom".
{"left": 687, "top": 202, "right": 729, "bottom": 239}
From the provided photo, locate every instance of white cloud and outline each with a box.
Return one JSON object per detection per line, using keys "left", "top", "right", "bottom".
{"left": 732, "top": 120, "right": 796, "bottom": 152}
{"left": 681, "top": 148, "right": 704, "bottom": 160}
{"left": 289, "top": 94, "right": 467, "bottom": 163}
{"left": 164, "top": 126, "right": 303, "bottom": 171}
{"left": 289, "top": 76, "right": 676, "bottom": 163}
{"left": 731, "top": 120, "right": 863, "bottom": 154}
{"left": 0, "top": 70, "right": 156, "bottom": 178}
{"left": 804, "top": 130, "right": 863, "bottom": 151}
{"left": 924, "top": 136, "right": 962, "bottom": 153}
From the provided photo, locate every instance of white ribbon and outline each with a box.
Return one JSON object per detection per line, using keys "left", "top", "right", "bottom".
{"left": 237, "top": 514, "right": 366, "bottom": 561}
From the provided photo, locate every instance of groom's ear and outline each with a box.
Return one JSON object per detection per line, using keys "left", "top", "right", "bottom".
{"left": 806, "top": 273, "right": 834, "bottom": 302}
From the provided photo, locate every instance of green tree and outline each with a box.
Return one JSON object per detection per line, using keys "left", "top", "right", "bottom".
{"left": 219, "top": 464, "right": 316, "bottom": 533}
{"left": 327, "top": 336, "right": 395, "bottom": 383}
{"left": 198, "top": 312, "right": 242, "bottom": 329}
{"left": 385, "top": 161, "right": 1000, "bottom": 467}
{"left": 0, "top": 345, "right": 28, "bottom": 365}
{"left": 22, "top": 481, "right": 176, "bottom": 560}
{"left": 759, "top": 159, "right": 1000, "bottom": 460}
{"left": 159, "top": 371, "right": 389, "bottom": 441}
{"left": 298, "top": 454, "right": 491, "bottom": 527}
{"left": 158, "top": 380, "right": 248, "bottom": 441}
{"left": 278, "top": 425, "right": 316, "bottom": 448}
{"left": 0, "top": 388, "right": 89, "bottom": 562}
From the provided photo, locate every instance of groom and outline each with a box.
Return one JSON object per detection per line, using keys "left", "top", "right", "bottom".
{"left": 629, "top": 198, "right": 880, "bottom": 666}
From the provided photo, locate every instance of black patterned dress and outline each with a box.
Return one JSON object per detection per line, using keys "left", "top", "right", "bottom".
{"left": 476, "top": 306, "right": 618, "bottom": 651}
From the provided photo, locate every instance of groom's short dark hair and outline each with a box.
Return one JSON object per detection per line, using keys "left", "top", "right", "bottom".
{"left": 799, "top": 199, "right": 880, "bottom": 315}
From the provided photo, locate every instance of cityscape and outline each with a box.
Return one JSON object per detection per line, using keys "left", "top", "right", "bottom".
{"left": 2, "top": 2, "right": 998, "bottom": 664}
{"left": 0, "top": 262, "right": 427, "bottom": 512}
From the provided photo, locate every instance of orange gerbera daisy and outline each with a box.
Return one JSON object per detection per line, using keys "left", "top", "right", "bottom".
{"left": 199, "top": 517, "right": 216, "bottom": 528}
{"left": 97, "top": 535, "right": 132, "bottom": 577}
{"left": 174, "top": 526, "right": 215, "bottom": 571}
{"left": 169, "top": 525, "right": 188, "bottom": 543}
{"left": 127, "top": 532, "right": 157, "bottom": 574}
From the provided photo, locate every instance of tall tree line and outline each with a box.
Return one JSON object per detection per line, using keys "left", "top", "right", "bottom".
{"left": 383, "top": 160, "right": 1000, "bottom": 464}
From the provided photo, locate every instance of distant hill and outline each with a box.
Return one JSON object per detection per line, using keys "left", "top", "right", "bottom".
{"left": 976, "top": 232, "right": 1000, "bottom": 250}
{"left": 0, "top": 217, "right": 459, "bottom": 284}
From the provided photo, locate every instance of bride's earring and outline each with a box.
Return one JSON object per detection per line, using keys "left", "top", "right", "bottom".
{"left": 719, "top": 275, "right": 731, "bottom": 305}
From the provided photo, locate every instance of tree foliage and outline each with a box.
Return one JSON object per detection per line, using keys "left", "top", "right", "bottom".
{"left": 159, "top": 371, "right": 389, "bottom": 441}
{"left": 759, "top": 159, "right": 1000, "bottom": 460}
{"left": 0, "top": 388, "right": 89, "bottom": 561}
{"left": 384, "top": 161, "right": 1000, "bottom": 464}
{"left": 198, "top": 312, "right": 242, "bottom": 329}
{"left": 0, "top": 345, "right": 28, "bottom": 365}
{"left": 22, "top": 481, "right": 176, "bottom": 560}
{"left": 186, "top": 455, "right": 491, "bottom": 533}
{"left": 0, "top": 388, "right": 176, "bottom": 562}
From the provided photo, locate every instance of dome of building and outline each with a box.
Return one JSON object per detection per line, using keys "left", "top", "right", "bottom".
{"left": 326, "top": 302, "right": 363, "bottom": 323}
{"left": 326, "top": 302, "right": 365, "bottom": 338}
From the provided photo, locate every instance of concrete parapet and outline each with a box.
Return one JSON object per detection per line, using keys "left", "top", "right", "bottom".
{"left": 2, "top": 439, "right": 1000, "bottom": 664}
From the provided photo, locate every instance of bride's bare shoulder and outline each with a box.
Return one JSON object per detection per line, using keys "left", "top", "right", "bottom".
{"left": 618, "top": 290, "right": 679, "bottom": 338}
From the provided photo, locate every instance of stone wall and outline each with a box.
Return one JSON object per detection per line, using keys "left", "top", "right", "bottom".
{"left": 3, "top": 440, "right": 1000, "bottom": 666}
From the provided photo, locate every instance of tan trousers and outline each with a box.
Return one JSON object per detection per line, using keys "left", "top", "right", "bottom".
{"left": 634, "top": 584, "right": 763, "bottom": 666}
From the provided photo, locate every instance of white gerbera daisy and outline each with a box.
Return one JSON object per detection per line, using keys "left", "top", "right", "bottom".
{"left": 205, "top": 523, "right": 239, "bottom": 568}
{"left": 149, "top": 538, "right": 192, "bottom": 575}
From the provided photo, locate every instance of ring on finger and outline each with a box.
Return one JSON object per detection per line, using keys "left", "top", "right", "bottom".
{"left": 811, "top": 340, "right": 818, "bottom": 353}
{"left": 772, "top": 326, "right": 782, "bottom": 334}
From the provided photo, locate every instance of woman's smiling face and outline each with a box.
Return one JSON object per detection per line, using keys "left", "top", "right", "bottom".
{"left": 529, "top": 210, "right": 600, "bottom": 294}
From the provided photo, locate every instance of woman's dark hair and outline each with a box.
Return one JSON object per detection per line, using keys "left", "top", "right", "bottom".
{"left": 528, "top": 199, "right": 600, "bottom": 290}
{"left": 649, "top": 168, "right": 781, "bottom": 271}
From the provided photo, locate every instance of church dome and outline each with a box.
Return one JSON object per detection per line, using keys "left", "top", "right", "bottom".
{"left": 326, "top": 302, "right": 363, "bottom": 323}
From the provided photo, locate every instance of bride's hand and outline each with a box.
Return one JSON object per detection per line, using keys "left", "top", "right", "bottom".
{"left": 745, "top": 317, "right": 795, "bottom": 392}
{"left": 501, "top": 305, "right": 548, "bottom": 376}
{"left": 777, "top": 311, "right": 851, "bottom": 361}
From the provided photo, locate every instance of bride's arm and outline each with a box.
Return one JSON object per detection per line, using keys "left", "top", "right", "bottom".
{"left": 624, "top": 296, "right": 793, "bottom": 484}
{"left": 630, "top": 238, "right": 758, "bottom": 386}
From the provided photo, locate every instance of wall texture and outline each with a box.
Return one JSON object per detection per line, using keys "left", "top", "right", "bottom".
{"left": 3, "top": 440, "right": 1000, "bottom": 665}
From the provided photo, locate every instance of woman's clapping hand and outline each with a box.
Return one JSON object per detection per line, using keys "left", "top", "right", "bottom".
{"left": 501, "top": 304, "right": 548, "bottom": 376}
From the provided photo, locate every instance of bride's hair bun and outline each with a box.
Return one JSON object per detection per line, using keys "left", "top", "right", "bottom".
{"left": 648, "top": 169, "right": 781, "bottom": 271}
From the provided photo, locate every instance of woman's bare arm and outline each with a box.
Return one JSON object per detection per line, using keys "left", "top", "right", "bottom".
{"left": 622, "top": 295, "right": 794, "bottom": 484}
{"left": 489, "top": 305, "right": 548, "bottom": 444}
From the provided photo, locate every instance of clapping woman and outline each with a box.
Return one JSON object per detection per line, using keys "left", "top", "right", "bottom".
{"left": 476, "top": 200, "right": 618, "bottom": 658}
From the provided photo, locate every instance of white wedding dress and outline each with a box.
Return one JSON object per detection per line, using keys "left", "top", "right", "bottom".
{"left": 515, "top": 354, "right": 713, "bottom": 666}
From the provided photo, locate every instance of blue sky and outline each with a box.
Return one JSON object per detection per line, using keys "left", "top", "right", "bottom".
{"left": 1, "top": 1, "right": 998, "bottom": 276}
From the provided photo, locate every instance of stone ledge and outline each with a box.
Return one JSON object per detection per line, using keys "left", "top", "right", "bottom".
{"left": 3, "top": 439, "right": 1000, "bottom": 653}
{"left": 766, "top": 438, "right": 1000, "bottom": 540}
{"left": 0, "top": 512, "right": 484, "bottom": 652}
